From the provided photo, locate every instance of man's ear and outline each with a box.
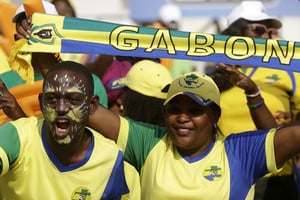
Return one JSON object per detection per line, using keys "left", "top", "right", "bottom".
{"left": 89, "top": 95, "right": 100, "bottom": 115}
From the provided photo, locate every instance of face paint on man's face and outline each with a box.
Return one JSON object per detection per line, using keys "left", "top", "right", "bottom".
{"left": 42, "top": 71, "right": 90, "bottom": 144}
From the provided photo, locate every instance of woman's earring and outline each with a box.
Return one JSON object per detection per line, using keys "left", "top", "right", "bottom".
{"left": 214, "top": 123, "right": 217, "bottom": 129}
{"left": 120, "top": 104, "right": 124, "bottom": 111}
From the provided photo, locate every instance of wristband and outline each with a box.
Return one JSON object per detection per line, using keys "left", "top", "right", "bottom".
{"left": 247, "top": 99, "right": 264, "bottom": 110}
{"left": 245, "top": 87, "right": 261, "bottom": 98}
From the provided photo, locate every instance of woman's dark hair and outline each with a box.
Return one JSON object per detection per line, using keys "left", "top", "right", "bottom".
{"left": 208, "top": 18, "right": 251, "bottom": 92}
{"left": 209, "top": 103, "right": 222, "bottom": 135}
{"left": 221, "top": 18, "right": 250, "bottom": 36}
{"left": 208, "top": 69, "right": 235, "bottom": 93}
{"left": 122, "top": 87, "right": 166, "bottom": 126}
{"left": 210, "top": 103, "right": 221, "bottom": 120}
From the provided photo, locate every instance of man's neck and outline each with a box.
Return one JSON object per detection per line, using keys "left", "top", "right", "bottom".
{"left": 46, "top": 129, "right": 92, "bottom": 166}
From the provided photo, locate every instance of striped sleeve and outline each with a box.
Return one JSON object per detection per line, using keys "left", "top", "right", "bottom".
{"left": 0, "top": 123, "right": 21, "bottom": 176}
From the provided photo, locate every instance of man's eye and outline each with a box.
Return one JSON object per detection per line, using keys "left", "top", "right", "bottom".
{"left": 45, "top": 97, "right": 58, "bottom": 106}
{"left": 45, "top": 95, "right": 56, "bottom": 101}
{"left": 69, "top": 98, "right": 82, "bottom": 105}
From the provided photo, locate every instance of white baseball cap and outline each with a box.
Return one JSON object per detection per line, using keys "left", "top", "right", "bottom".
{"left": 158, "top": 3, "right": 182, "bottom": 29}
{"left": 227, "top": 1, "right": 282, "bottom": 29}
{"left": 12, "top": 0, "right": 58, "bottom": 23}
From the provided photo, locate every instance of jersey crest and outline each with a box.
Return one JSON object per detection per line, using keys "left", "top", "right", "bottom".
{"left": 203, "top": 165, "right": 223, "bottom": 181}
{"left": 71, "top": 187, "right": 92, "bottom": 200}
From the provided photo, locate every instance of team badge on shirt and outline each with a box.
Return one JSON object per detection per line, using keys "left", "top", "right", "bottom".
{"left": 203, "top": 165, "right": 223, "bottom": 181}
{"left": 265, "top": 74, "right": 281, "bottom": 84}
{"left": 71, "top": 187, "right": 92, "bottom": 200}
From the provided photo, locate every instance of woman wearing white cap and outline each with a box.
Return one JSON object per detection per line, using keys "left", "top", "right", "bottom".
{"left": 210, "top": 1, "right": 300, "bottom": 200}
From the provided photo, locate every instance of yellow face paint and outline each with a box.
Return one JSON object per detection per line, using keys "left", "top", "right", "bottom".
{"left": 42, "top": 71, "right": 90, "bottom": 144}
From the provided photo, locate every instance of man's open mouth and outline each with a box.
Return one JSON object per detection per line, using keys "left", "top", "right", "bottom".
{"left": 55, "top": 120, "right": 70, "bottom": 138}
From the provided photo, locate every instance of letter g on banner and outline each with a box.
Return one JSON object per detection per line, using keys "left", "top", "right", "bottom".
{"left": 110, "top": 26, "right": 139, "bottom": 50}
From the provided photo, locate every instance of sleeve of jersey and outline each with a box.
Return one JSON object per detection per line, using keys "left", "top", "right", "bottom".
{"left": 117, "top": 116, "right": 167, "bottom": 172}
{"left": 225, "top": 128, "right": 278, "bottom": 181}
{"left": 101, "top": 151, "right": 129, "bottom": 199}
{"left": 0, "top": 123, "right": 21, "bottom": 176}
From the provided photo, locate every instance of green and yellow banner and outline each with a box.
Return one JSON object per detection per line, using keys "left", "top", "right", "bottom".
{"left": 20, "top": 13, "right": 300, "bottom": 72}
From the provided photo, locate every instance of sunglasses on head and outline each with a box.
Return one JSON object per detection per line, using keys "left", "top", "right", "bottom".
{"left": 248, "top": 23, "right": 278, "bottom": 37}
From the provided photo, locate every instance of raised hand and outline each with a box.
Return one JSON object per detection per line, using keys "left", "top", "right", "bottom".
{"left": 14, "top": 15, "right": 32, "bottom": 40}
{"left": 274, "top": 111, "right": 292, "bottom": 126}
{"left": 0, "top": 79, "right": 26, "bottom": 120}
{"left": 216, "top": 63, "right": 259, "bottom": 94}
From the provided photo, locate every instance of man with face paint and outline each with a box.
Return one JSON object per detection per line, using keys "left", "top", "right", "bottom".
{"left": 0, "top": 61, "right": 139, "bottom": 200}
{"left": 42, "top": 62, "right": 93, "bottom": 145}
